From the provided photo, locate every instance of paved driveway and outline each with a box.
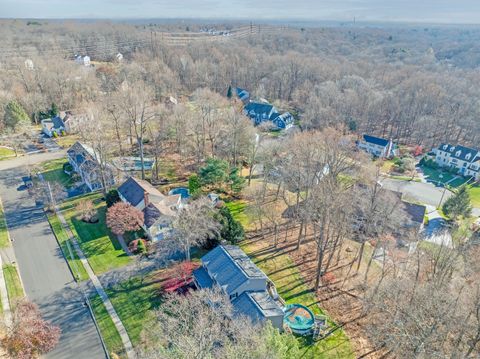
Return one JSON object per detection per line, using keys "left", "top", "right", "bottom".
{"left": 0, "top": 152, "right": 105, "bottom": 359}
{"left": 380, "top": 178, "right": 453, "bottom": 207}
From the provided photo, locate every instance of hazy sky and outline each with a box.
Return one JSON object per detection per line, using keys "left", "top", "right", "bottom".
{"left": 1, "top": 0, "right": 480, "bottom": 24}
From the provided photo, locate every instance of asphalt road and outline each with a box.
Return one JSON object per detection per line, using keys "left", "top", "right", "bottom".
{"left": 0, "top": 152, "right": 106, "bottom": 359}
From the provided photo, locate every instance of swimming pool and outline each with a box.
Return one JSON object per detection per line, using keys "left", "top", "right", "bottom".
{"left": 168, "top": 187, "right": 190, "bottom": 200}
{"left": 283, "top": 304, "right": 315, "bottom": 335}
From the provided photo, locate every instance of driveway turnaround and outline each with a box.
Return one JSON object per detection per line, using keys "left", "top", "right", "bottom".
{"left": 0, "top": 152, "right": 106, "bottom": 359}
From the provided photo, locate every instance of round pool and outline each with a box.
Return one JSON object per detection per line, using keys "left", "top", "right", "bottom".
{"left": 283, "top": 304, "right": 315, "bottom": 335}
{"left": 168, "top": 187, "right": 190, "bottom": 200}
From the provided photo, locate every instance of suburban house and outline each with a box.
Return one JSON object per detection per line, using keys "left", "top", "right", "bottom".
{"left": 235, "top": 87, "right": 250, "bottom": 103}
{"left": 75, "top": 55, "right": 91, "bottom": 66}
{"left": 117, "top": 177, "right": 182, "bottom": 241}
{"left": 243, "top": 101, "right": 294, "bottom": 130}
{"left": 41, "top": 116, "right": 65, "bottom": 137}
{"left": 272, "top": 112, "right": 294, "bottom": 130}
{"left": 193, "top": 245, "right": 284, "bottom": 330}
{"left": 357, "top": 135, "right": 398, "bottom": 158}
{"left": 434, "top": 144, "right": 480, "bottom": 181}
{"left": 67, "top": 142, "right": 115, "bottom": 191}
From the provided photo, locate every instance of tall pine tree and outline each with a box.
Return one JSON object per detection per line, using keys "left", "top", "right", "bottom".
{"left": 442, "top": 186, "right": 471, "bottom": 219}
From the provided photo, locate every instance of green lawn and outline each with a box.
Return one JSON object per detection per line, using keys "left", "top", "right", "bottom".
{"left": 104, "top": 274, "right": 163, "bottom": 346}
{"left": 241, "top": 240, "right": 354, "bottom": 359}
{"left": 448, "top": 177, "right": 470, "bottom": 188}
{"left": 39, "top": 158, "right": 73, "bottom": 188}
{"left": 419, "top": 165, "right": 455, "bottom": 185}
{"left": 0, "top": 147, "right": 15, "bottom": 159}
{"left": 48, "top": 213, "right": 89, "bottom": 281}
{"left": 225, "top": 200, "right": 251, "bottom": 228}
{"left": 90, "top": 295, "right": 126, "bottom": 359}
{"left": 58, "top": 193, "right": 131, "bottom": 275}
{"left": 3, "top": 264, "right": 24, "bottom": 309}
{"left": 0, "top": 201, "right": 10, "bottom": 248}
{"left": 468, "top": 184, "right": 480, "bottom": 208}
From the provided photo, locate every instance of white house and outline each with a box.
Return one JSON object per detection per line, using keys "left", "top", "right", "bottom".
{"left": 115, "top": 53, "right": 123, "bottom": 62}
{"left": 357, "top": 135, "right": 398, "bottom": 158}
{"left": 67, "top": 142, "right": 115, "bottom": 191}
{"left": 434, "top": 143, "right": 480, "bottom": 181}
{"left": 24, "top": 59, "right": 34, "bottom": 70}
{"left": 75, "top": 55, "right": 91, "bottom": 66}
{"left": 117, "top": 177, "right": 182, "bottom": 241}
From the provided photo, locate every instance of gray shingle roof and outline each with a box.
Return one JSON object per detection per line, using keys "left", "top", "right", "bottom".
{"left": 200, "top": 245, "right": 267, "bottom": 295}
{"left": 438, "top": 143, "right": 479, "bottom": 163}
{"left": 232, "top": 291, "right": 283, "bottom": 322}
{"left": 193, "top": 266, "right": 214, "bottom": 289}
{"left": 117, "top": 177, "right": 165, "bottom": 207}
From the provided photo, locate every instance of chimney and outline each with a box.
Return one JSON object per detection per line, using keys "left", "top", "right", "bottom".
{"left": 144, "top": 191, "right": 149, "bottom": 207}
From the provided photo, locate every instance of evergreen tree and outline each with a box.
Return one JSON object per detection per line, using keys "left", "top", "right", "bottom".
{"left": 49, "top": 103, "right": 59, "bottom": 117}
{"left": 218, "top": 206, "right": 244, "bottom": 244}
{"left": 4, "top": 100, "right": 30, "bottom": 130}
{"left": 442, "top": 186, "right": 471, "bottom": 219}
{"left": 106, "top": 189, "right": 121, "bottom": 207}
{"left": 188, "top": 174, "right": 202, "bottom": 197}
{"left": 199, "top": 158, "right": 230, "bottom": 188}
{"left": 229, "top": 167, "right": 246, "bottom": 195}
{"left": 226, "top": 85, "right": 233, "bottom": 99}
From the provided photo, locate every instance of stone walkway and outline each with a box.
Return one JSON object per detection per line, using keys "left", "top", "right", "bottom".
{"left": 56, "top": 208, "right": 136, "bottom": 359}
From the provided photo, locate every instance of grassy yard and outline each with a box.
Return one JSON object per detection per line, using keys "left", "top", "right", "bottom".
{"left": 225, "top": 200, "right": 251, "bottom": 229}
{"left": 241, "top": 240, "right": 354, "bottom": 359}
{"left": 3, "top": 264, "right": 24, "bottom": 309}
{"left": 0, "top": 147, "right": 16, "bottom": 159}
{"left": 90, "top": 295, "right": 126, "bottom": 359}
{"left": 55, "top": 135, "right": 80, "bottom": 148}
{"left": 0, "top": 201, "right": 10, "bottom": 248}
{"left": 48, "top": 213, "right": 89, "bottom": 281}
{"left": 228, "top": 196, "right": 354, "bottom": 358}
{"left": 58, "top": 193, "right": 131, "bottom": 275}
{"left": 39, "top": 158, "right": 73, "bottom": 188}
{"left": 468, "top": 184, "right": 480, "bottom": 208}
{"left": 419, "top": 165, "right": 456, "bottom": 185}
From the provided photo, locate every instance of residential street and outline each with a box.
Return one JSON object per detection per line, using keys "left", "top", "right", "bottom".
{"left": 0, "top": 151, "right": 106, "bottom": 359}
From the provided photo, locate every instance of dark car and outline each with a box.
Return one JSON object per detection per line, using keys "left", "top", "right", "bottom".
{"left": 22, "top": 176, "right": 33, "bottom": 188}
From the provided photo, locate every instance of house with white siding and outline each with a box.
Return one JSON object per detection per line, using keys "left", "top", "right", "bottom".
{"left": 434, "top": 143, "right": 480, "bottom": 181}
{"left": 357, "top": 135, "right": 398, "bottom": 159}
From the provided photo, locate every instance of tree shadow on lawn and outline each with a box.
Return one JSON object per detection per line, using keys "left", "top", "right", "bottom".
{"left": 71, "top": 207, "right": 124, "bottom": 252}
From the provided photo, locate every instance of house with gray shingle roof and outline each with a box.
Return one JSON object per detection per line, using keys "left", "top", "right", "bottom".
{"left": 193, "top": 245, "right": 284, "bottom": 329}
{"left": 117, "top": 177, "right": 181, "bottom": 241}
{"left": 67, "top": 142, "right": 115, "bottom": 191}
{"left": 41, "top": 116, "right": 65, "bottom": 137}
{"left": 434, "top": 143, "right": 480, "bottom": 181}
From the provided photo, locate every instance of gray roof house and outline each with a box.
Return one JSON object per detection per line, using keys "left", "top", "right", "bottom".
{"left": 235, "top": 87, "right": 250, "bottom": 103}
{"left": 243, "top": 101, "right": 294, "bottom": 130}
{"left": 41, "top": 116, "right": 65, "bottom": 137}
{"left": 117, "top": 177, "right": 181, "bottom": 241}
{"left": 67, "top": 142, "right": 115, "bottom": 192}
{"left": 193, "top": 245, "right": 284, "bottom": 330}
{"left": 434, "top": 143, "right": 480, "bottom": 181}
{"left": 357, "top": 134, "right": 398, "bottom": 159}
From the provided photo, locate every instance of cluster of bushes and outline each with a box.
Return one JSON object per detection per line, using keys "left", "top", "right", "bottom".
{"left": 393, "top": 155, "right": 416, "bottom": 174}
{"left": 419, "top": 157, "right": 439, "bottom": 169}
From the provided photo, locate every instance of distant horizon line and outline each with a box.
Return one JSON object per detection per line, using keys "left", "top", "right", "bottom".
{"left": 1, "top": 17, "right": 480, "bottom": 27}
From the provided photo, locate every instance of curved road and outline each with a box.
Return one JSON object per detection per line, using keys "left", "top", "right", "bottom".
{"left": 0, "top": 152, "right": 106, "bottom": 359}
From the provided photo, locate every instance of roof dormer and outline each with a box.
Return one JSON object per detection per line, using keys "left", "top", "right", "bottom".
{"left": 450, "top": 146, "right": 455, "bottom": 152}
{"left": 443, "top": 144, "right": 448, "bottom": 150}
{"left": 456, "top": 150, "right": 461, "bottom": 157}
{"left": 466, "top": 153, "right": 472, "bottom": 161}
